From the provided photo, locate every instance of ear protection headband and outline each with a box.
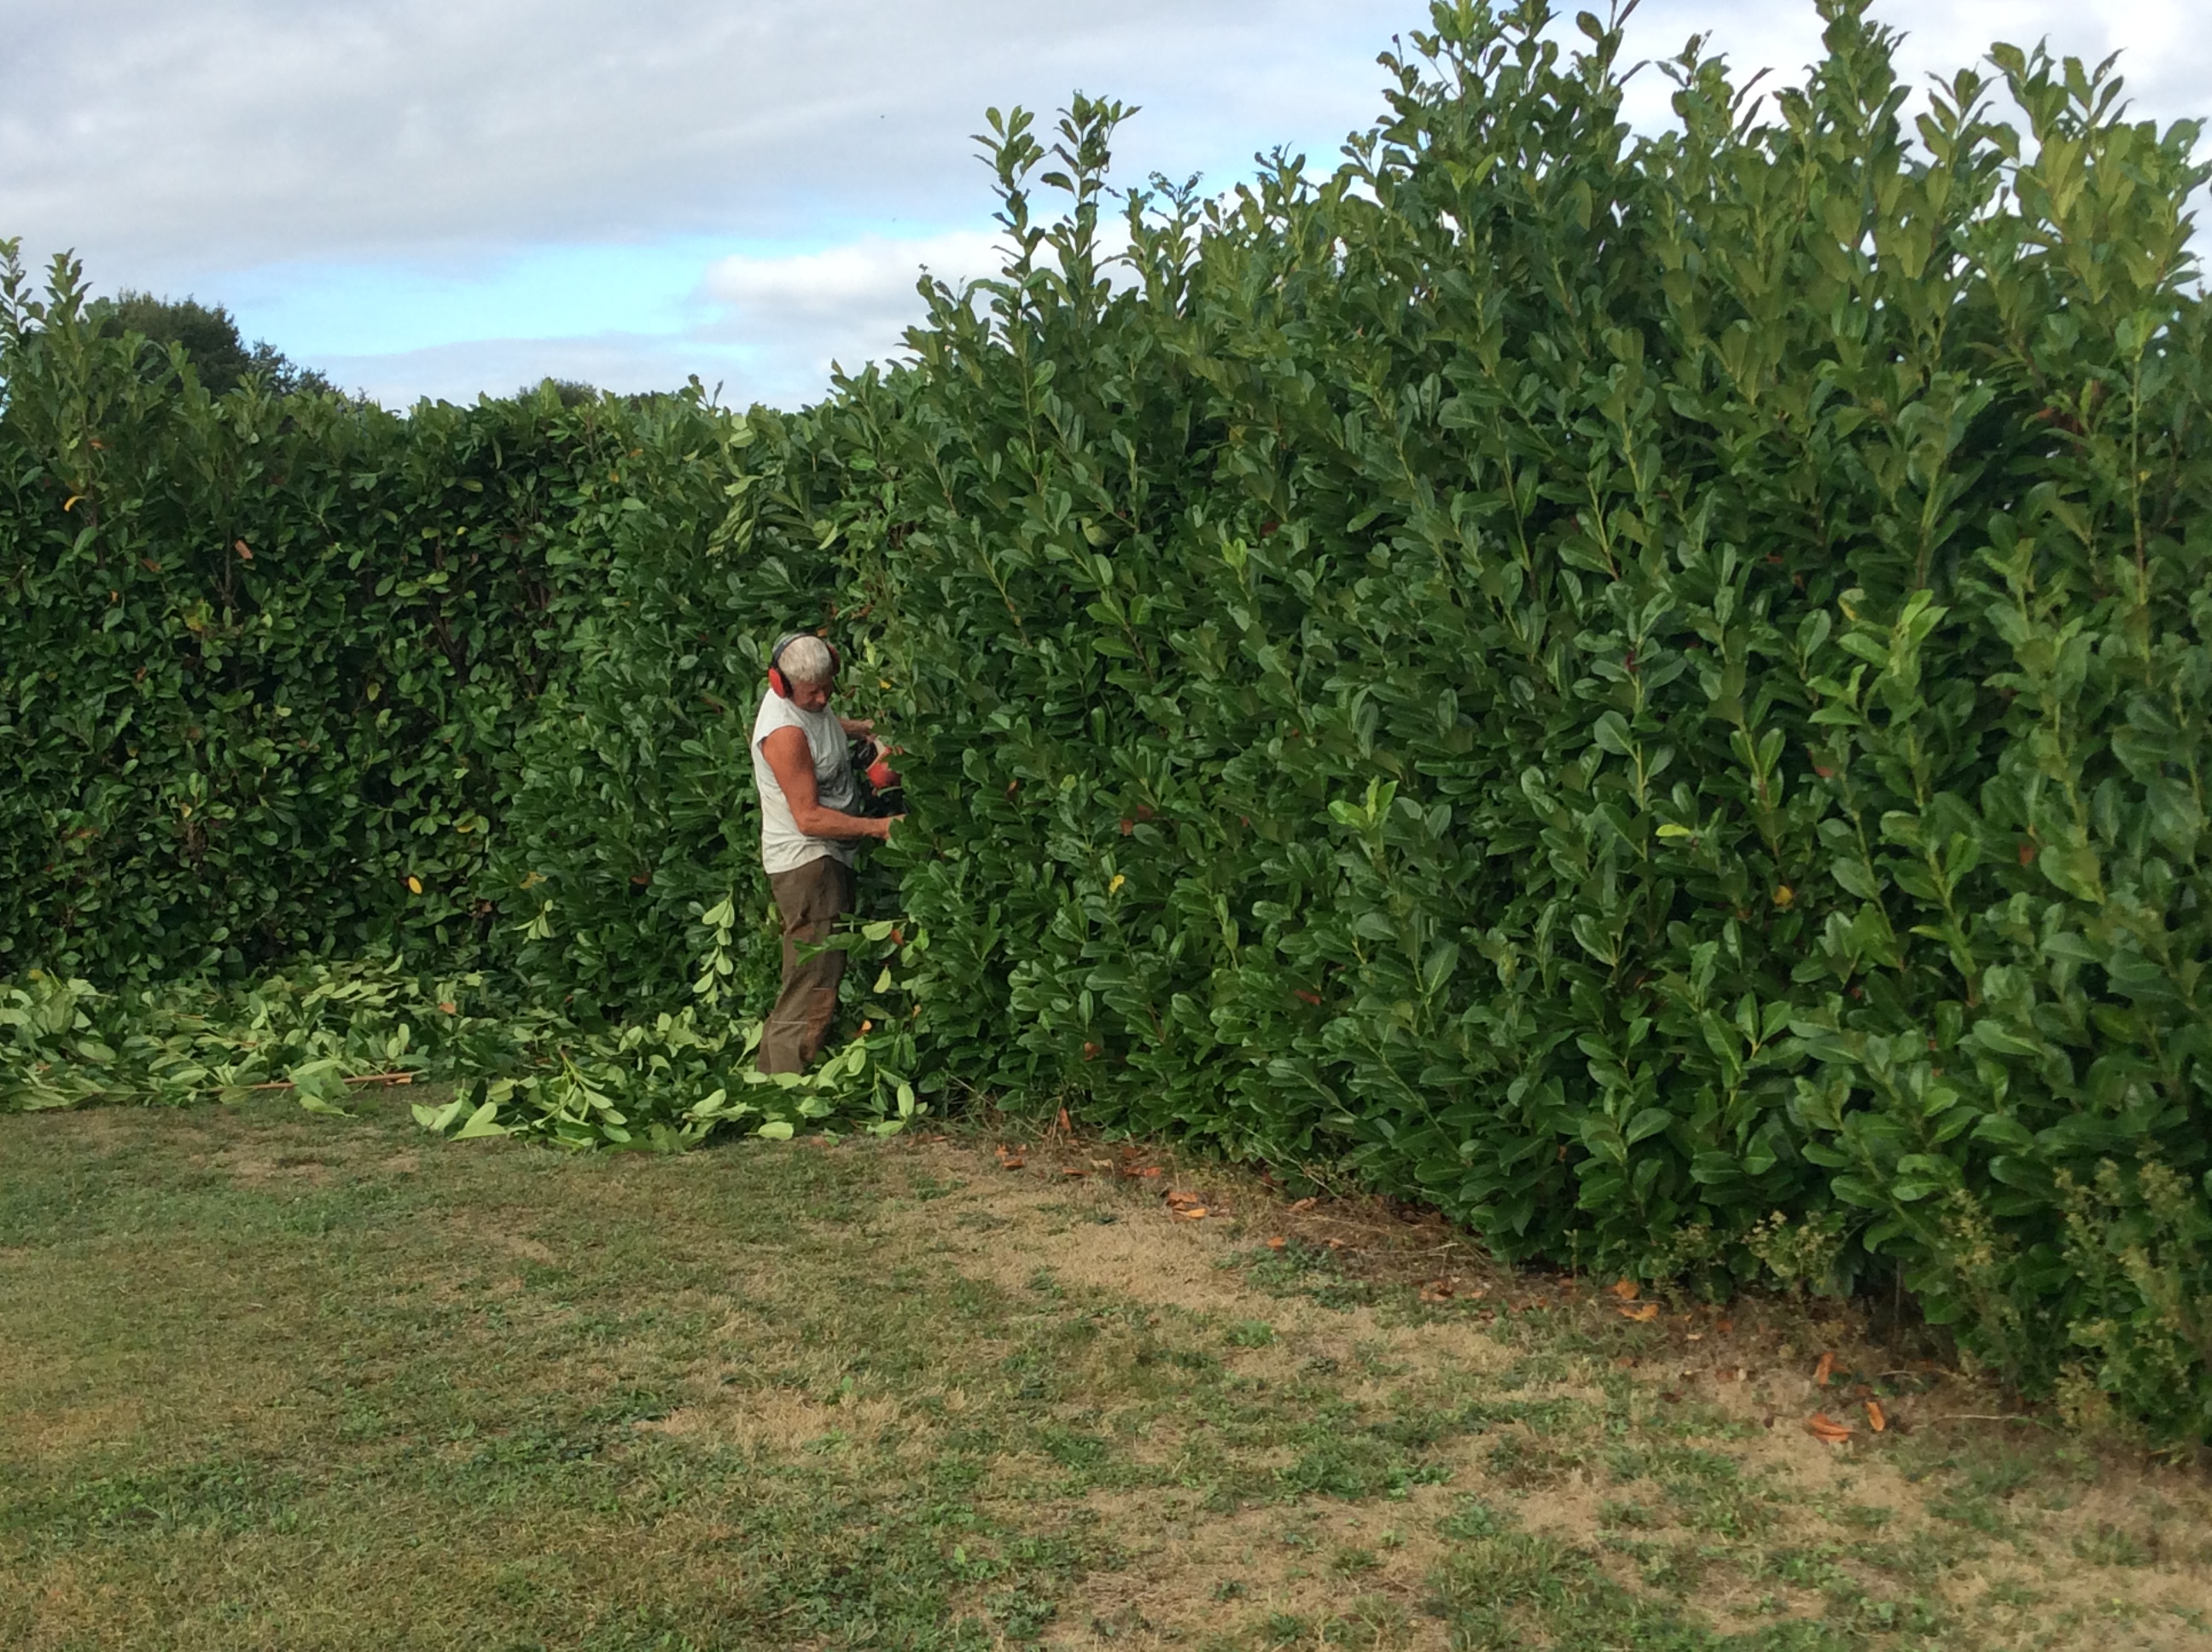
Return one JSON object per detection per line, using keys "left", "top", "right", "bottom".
{"left": 767, "top": 631, "right": 840, "bottom": 699}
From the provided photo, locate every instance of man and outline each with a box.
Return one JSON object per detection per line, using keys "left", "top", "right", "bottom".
{"left": 750, "top": 632, "right": 895, "bottom": 1073}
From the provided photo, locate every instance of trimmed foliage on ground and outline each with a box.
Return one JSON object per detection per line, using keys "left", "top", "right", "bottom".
{"left": 6, "top": 0, "right": 2212, "bottom": 1441}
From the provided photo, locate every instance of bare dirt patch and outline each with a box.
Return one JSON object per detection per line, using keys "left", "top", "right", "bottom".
{"left": 5, "top": 1399, "right": 145, "bottom": 1460}
{"left": 870, "top": 1129, "right": 2212, "bottom": 1649}
{"left": 207, "top": 1147, "right": 334, "bottom": 1186}
{"left": 1042, "top": 1486, "right": 1461, "bottom": 1649}
{"left": 640, "top": 1392, "right": 913, "bottom": 1454}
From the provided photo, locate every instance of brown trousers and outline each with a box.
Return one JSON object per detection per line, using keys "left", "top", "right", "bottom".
{"left": 758, "top": 856, "right": 854, "bottom": 1073}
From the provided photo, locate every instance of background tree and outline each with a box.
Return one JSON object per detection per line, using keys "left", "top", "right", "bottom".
{"left": 94, "top": 289, "right": 333, "bottom": 396}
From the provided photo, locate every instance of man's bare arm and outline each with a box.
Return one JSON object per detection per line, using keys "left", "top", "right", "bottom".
{"left": 762, "top": 727, "right": 894, "bottom": 841}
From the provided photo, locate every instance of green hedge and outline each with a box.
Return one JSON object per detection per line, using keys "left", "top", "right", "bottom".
{"left": 843, "top": 1, "right": 2212, "bottom": 1439}
{"left": 0, "top": 249, "right": 847, "bottom": 1007}
{"left": 6, "top": 0, "right": 2212, "bottom": 1441}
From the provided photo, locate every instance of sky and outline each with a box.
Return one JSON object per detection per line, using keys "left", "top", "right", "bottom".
{"left": 3, "top": 0, "right": 2205, "bottom": 410}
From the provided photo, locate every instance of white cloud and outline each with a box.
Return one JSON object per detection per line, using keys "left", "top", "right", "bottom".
{"left": 703, "top": 230, "right": 1003, "bottom": 323}
{"left": 7, "top": 0, "right": 2203, "bottom": 407}
{"left": 699, "top": 230, "right": 1009, "bottom": 404}
{"left": 0, "top": 1, "right": 1412, "bottom": 278}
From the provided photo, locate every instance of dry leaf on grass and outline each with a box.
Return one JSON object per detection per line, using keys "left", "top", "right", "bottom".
{"left": 1609, "top": 1278, "right": 1640, "bottom": 1301}
{"left": 1805, "top": 1412, "right": 1854, "bottom": 1444}
{"left": 1288, "top": 1196, "right": 1318, "bottom": 1213}
{"left": 1266, "top": 1236, "right": 1287, "bottom": 1251}
{"left": 1418, "top": 1280, "right": 1455, "bottom": 1302}
{"left": 1866, "top": 1399, "right": 1887, "bottom": 1433}
{"left": 1173, "top": 1206, "right": 1209, "bottom": 1221}
{"left": 1813, "top": 1351, "right": 1837, "bottom": 1386}
{"left": 994, "top": 1145, "right": 1027, "bottom": 1171}
{"left": 1619, "top": 1303, "right": 1660, "bottom": 1323}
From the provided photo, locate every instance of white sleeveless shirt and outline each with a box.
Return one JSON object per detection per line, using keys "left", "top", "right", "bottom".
{"left": 751, "top": 689, "right": 861, "bottom": 875}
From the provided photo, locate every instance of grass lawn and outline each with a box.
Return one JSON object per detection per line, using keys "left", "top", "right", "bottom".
{"left": 3, "top": 1095, "right": 2209, "bottom": 1650}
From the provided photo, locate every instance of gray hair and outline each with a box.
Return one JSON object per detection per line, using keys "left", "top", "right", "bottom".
{"left": 779, "top": 634, "right": 836, "bottom": 687}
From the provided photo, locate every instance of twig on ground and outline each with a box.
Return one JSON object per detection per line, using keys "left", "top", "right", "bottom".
{"left": 243, "top": 1072, "right": 416, "bottom": 1092}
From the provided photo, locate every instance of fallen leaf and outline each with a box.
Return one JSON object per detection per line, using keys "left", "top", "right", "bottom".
{"left": 1685, "top": 1332, "right": 1703, "bottom": 1342}
{"left": 1418, "top": 1280, "right": 1454, "bottom": 1302}
{"left": 1266, "top": 1236, "right": 1287, "bottom": 1251}
{"left": 1089, "top": 1159, "right": 1112, "bottom": 1169}
{"left": 1288, "top": 1197, "right": 1318, "bottom": 1213}
{"left": 1173, "top": 1206, "right": 1209, "bottom": 1220}
{"left": 438, "top": 1001, "right": 457, "bottom": 1015}
{"left": 1866, "top": 1399, "right": 1887, "bottom": 1433}
{"left": 1057, "top": 1106, "right": 1072, "bottom": 1132}
{"left": 1138, "top": 1166, "right": 1162, "bottom": 1178}
{"left": 1165, "top": 1189, "right": 1202, "bottom": 1207}
{"left": 1062, "top": 1168, "right": 1087, "bottom": 1178}
{"left": 405, "top": 875, "right": 423, "bottom": 895}
{"left": 1620, "top": 1303, "right": 1660, "bottom": 1323}
{"left": 1609, "top": 1278, "right": 1640, "bottom": 1301}
{"left": 1805, "top": 1412, "right": 1854, "bottom": 1444}
{"left": 1813, "top": 1351, "right": 1837, "bottom": 1387}
{"left": 1324, "top": 1237, "right": 1346, "bottom": 1251}
{"left": 1716, "top": 1318, "right": 1733, "bottom": 1334}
